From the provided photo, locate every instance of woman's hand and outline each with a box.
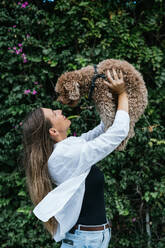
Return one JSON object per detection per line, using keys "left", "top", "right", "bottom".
{"left": 103, "top": 68, "right": 126, "bottom": 95}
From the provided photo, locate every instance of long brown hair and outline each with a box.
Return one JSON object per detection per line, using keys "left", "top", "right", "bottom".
{"left": 22, "top": 108, "right": 58, "bottom": 237}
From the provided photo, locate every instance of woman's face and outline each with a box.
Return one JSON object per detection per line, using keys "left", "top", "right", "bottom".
{"left": 42, "top": 108, "right": 71, "bottom": 132}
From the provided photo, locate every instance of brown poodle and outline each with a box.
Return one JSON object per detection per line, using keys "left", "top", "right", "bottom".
{"left": 55, "top": 59, "right": 148, "bottom": 150}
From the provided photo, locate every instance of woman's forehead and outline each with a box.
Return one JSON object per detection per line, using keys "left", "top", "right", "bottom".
{"left": 41, "top": 108, "right": 53, "bottom": 118}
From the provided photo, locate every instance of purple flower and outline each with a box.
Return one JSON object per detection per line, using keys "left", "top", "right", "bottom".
{"left": 26, "top": 34, "right": 30, "bottom": 38}
{"left": 21, "top": 4, "right": 26, "bottom": 8}
{"left": 24, "top": 89, "right": 31, "bottom": 94}
{"left": 132, "top": 218, "right": 136, "bottom": 222}
{"left": 21, "top": 53, "right": 27, "bottom": 62}
{"left": 8, "top": 47, "right": 11, "bottom": 50}
{"left": 21, "top": 2, "right": 28, "bottom": 8}
{"left": 18, "top": 2, "right": 21, "bottom": 4}
{"left": 32, "top": 89, "right": 37, "bottom": 95}
{"left": 23, "top": 59, "right": 28, "bottom": 63}
{"left": 16, "top": 49, "right": 23, "bottom": 55}
{"left": 34, "top": 81, "right": 38, "bottom": 85}
{"left": 18, "top": 43, "right": 22, "bottom": 47}
{"left": 22, "top": 53, "right": 26, "bottom": 58}
{"left": 73, "top": 132, "right": 77, "bottom": 136}
{"left": 13, "top": 25, "right": 16, "bottom": 28}
{"left": 13, "top": 47, "right": 17, "bottom": 50}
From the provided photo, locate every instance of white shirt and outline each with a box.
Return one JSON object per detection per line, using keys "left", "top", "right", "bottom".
{"left": 33, "top": 110, "right": 130, "bottom": 242}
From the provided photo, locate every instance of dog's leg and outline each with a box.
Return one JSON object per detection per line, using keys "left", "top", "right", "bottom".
{"left": 96, "top": 92, "right": 117, "bottom": 131}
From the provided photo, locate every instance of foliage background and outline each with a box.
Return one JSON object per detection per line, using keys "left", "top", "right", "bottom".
{"left": 0, "top": 0, "right": 165, "bottom": 247}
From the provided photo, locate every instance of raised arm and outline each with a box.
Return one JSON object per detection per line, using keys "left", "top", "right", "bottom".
{"left": 80, "top": 121, "right": 105, "bottom": 141}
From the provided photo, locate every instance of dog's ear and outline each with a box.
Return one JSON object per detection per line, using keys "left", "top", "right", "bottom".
{"left": 64, "top": 81, "right": 80, "bottom": 100}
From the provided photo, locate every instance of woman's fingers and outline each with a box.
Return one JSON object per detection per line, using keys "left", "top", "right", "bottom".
{"left": 103, "top": 80, "right": 113, "bottom": 89}
{"left": 107, "top": 68, "right": 123, "bottom": 81}
{"left": 106, "top": 68, "right": 124, "bottom": 85}
{"left": 119, "top": 70, "right": 123, "bottom": 80}
{"left": 103, "top": 68, "right": 125, "bottom": 95}
{"left": 112, "top": 68, "right": 118, "bottom": 80}
{"left": 107, "top": 70, "right": 114, "bottom": 83}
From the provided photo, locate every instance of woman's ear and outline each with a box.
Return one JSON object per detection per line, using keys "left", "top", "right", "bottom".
{"left": 49, "top": 128, "right": 58, "bottom": 141}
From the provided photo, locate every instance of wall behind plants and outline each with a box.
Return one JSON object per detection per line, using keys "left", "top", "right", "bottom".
{"left": 0, "top": 0, "right": 165, "bottom": 247}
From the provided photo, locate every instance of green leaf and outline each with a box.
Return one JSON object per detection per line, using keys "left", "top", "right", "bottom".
{"left": 28, "top": 56, "right": 42, "bottom": 62}
{"left": 50, "top": 61, "right": 58, "bottom": 67}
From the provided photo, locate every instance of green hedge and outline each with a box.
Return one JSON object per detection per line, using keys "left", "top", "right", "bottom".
{"left": 0, "top": 0, "right": 165, "bottom": 247}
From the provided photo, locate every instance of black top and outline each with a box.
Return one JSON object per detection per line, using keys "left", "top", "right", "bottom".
{"left": 75, "top": 164, "right": 107, "bottom": 225}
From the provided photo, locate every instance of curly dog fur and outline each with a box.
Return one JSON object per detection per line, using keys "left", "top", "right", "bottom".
{"left": 55, "top": 59, "right": 148, "bottom": 150}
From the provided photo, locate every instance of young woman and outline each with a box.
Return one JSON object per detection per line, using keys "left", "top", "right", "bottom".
{"left": 22, "top": 69, "right": 129, "bottom": 248}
